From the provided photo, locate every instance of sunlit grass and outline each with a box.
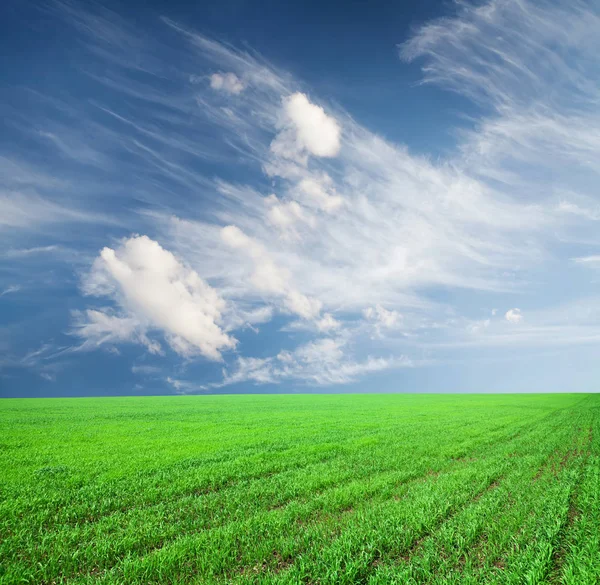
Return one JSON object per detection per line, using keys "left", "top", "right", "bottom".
{"left": 1, "top": 393, "right": 598, "bottom": 584}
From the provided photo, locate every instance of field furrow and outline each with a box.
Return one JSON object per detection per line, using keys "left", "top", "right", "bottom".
{"left": 0, "top": 394, "right": 597, "bottom": 585}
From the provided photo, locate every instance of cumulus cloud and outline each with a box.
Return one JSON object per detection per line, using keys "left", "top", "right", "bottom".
{"left": 270, "top": 92, "right": 341, "bottom": 163}
{"left": 505, "top": 308, "right": 523, "bottom": 324}
{"left": 209, "top": 72, "right": 245, "bottom": 94}
{"left": 78, "top": 235, "right": 236, "bottom": 359}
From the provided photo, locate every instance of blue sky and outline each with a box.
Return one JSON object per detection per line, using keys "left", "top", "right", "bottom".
{"left": 2, "top": 0, "right": 600, "bottom": 397}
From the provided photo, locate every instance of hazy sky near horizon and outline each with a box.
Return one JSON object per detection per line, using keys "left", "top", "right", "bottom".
{"left": 2, "top": 0, "right": 600, "bottom": 397}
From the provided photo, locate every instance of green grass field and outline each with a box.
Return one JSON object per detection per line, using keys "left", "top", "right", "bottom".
{"left": 1, "top": 394, "right": 599, "bottom": 585}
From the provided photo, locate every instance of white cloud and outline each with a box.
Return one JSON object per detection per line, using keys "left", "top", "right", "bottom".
{"left": 220, "top": 225, "right": 323, "bottom": 320}
{"left": 270, "top": 92, "right": 341, "bottom": 163}
{"left": 265, "top": 195, "right": 304, "bottom": 229}
{"left": 401, "top": 0, "right": 600, "bottom": 211}
{"left": 574, "top": 255, "right": 600, "bottom": 265}
{"left": 166, "top": 376, "right": 206, "bottom": 394}
{"left": 284, "top": 289, "right": 322, "bottom": 320}
{"left": 207, "top": 336, "right": 409, "bottom": 388}
{"left": 72, "top": 309, "right": 162, "bottom": 354}
{"left": 2, "top": 245, "right": 60, "bottom": 258}
{"left": 364, "top": 305, "right": 400, "bottom": 328}
{"left": 0, "top": 285, "right": 21, "bottom": 297}
{"left": 78, "top": 235, "right": 236, "bottom": 359}
{"left": 296, "top": 176, "right": 344, "bottom": 213}
{"left": 264, "top": 194, "right": 314, "bottom": 235}
{"left": 316, "top": 313, "right": 341, "bottom": 332}
{"left": 136, "top": 12, "right": 597, "bottom": 384}
{"left": 209, "top": 72, "right": 245, "bottom": 94}
{"left": 557, "top": 201, "right": 600, "bottom": 222}
{"left": 220, "top": 225, "right": 288, "bottom": 294}
{"left": 0, "top": 192, "right": 115, "bottom": 231}
{"left": 505, "top": 308, "right": 523, "bottom": 324}
{"left": 131, "top": 364, "right": 162, "bottom": 375}
{"left": 364, "top": 304, "right": 402, "bottom": 338}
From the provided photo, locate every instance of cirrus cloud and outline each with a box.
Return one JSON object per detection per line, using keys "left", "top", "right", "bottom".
{"left": 8, "top": 0, "right": 600, "bottom": 392}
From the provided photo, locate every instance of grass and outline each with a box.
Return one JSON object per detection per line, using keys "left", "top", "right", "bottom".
{"left": 0, "top": 393, "right": 599, "bottom": 585}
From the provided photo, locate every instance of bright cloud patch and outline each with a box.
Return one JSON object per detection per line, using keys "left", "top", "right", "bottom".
{"left": 296, "top": 176, "right": 344, "bottom": 213}
{"left": 270, "top": 92, "right": 341, "bottom": 163}
{"left": 209, "top": 72, "right": 245, "bottom": 94}
{"left": 505, "top": 309, "right": 523, "bottom": 324}
{"left": 364, "top": 305, "right": 400, "bottom": 328}
{"left": 73, "top": 309, "right": 162, "bottom": 354}
{"left": 220, "top": 225, "right": 322, "bottom": 320}
{"left": 79, "top": 235, "right": 236, "bottom": 359}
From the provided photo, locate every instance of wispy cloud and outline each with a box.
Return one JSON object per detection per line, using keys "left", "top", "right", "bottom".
{"left": 74, "top": 1, "right": 600, "bottom": 384}
{"left": 0, "top": 285, "right": 21, "bottom": 297}
{"left": 2, "top": 246, "right": 60, "bottom": 258}
{"left": 4, "top": 0, "right": 600, "bottom": 389}
{"left": 209, "top": 72, "right": 246, "bottom": 95}
{"left": 0, "top": 342, "right": 71, "bottom": 382}
{"left": 401, "top": 0, "right": 600, "bottom": 206}
{"left": 184, "top": 337, "right": 413, "bottom": 391}
{"left": 131, "top": 364, "right": 163, "bottom": 376}
{"left": 0, "top": 192, "right": 116, "bottom": 232}
{"left": 573, "top": 255, "right": 600, "bottom": 265}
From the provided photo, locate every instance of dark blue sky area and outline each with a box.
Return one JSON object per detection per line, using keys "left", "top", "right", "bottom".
{"left": 1, "top": 0, "right": 468, "bottom": 157}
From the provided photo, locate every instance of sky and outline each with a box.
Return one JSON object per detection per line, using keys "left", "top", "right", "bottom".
{"left": 2, "top": 0, "right": 600, "bottom": 397}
